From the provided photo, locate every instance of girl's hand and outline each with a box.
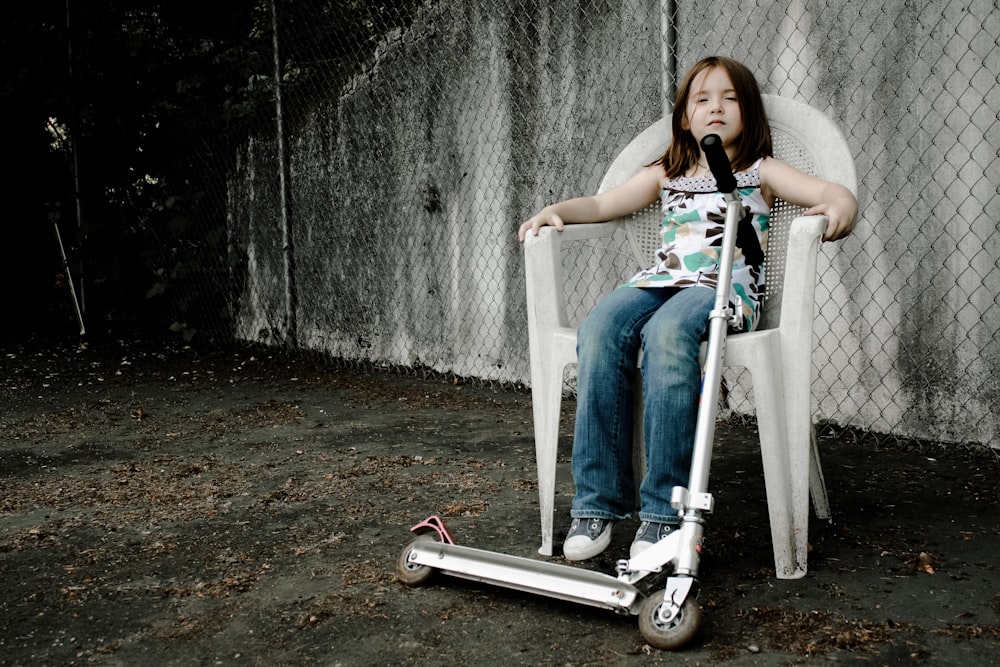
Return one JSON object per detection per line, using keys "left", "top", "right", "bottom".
{"left": 803, "top": 197, "right": 857, "bottom": 242}
{"left": 518, "top": 209, "right": 565, "bottom": 242}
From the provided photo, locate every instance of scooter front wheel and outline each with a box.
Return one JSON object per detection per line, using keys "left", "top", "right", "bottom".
{"left": 637, "top": 593, "right": 701, "bottom": 650}
{"left": 396, "top": 533, "right": 437, "bottom": 586}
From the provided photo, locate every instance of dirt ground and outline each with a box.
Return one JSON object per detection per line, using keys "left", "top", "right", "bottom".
{"left": 1, "top": 336, "right": 998, "bottom": 666}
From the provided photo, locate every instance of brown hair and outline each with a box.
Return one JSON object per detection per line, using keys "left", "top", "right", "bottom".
{"left": 657, "top": 56, "right": 773, "bottom": 178}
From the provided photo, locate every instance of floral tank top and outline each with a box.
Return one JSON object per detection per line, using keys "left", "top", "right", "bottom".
{"left": 623, "top": 158, "right": 769, "bottom": 331}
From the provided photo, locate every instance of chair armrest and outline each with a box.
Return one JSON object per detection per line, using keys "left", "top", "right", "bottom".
{"left": 779, "top": 214, "right": 827, "bottom": 333}
{"left": 523, "top": 221, "right": 621, "bottom": 245}
{"left": 523, "top": 222, "right": 622, "bottom": 331}
{"left": 776, "top": 215, "right": 827, "bottom": 408}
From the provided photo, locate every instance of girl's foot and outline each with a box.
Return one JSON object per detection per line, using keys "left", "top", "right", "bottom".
{"left": 630, "top": 520, "right": 676, "bottom": 558}
{"left": 563, "top": 517, "right": 614, "bottom": 561}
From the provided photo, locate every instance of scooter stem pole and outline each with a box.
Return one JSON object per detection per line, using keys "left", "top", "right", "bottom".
{"left": 687, "top": 134, "right": 743, "bottom": 496}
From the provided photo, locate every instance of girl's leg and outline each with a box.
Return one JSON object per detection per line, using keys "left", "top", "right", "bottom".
{"left": 638, "top": 285, "right": 715, "bottom": 523}
{"left": 570, "top": 286, "right": 674, "bottom": 520}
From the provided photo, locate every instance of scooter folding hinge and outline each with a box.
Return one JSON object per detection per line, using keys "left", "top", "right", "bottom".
{"left": 689, "top": 492, "right": 714, "bottom": 513}
{"left": 708, "top": 306, "right": 732, "bottom": 323}
{"left": 670, "top": 487, "right": 715, "bottom": 513}
{"left": 729, "top": 295, "right": 744, "bottom": 330}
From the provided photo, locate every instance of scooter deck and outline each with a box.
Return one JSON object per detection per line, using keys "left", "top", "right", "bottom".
{"left": 404, "top": 538, "right": 642, "bottom": 614}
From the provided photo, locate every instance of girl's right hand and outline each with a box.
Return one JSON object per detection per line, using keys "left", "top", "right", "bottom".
{"left": 518, "top": 209, "right": 565, "bottom": 242}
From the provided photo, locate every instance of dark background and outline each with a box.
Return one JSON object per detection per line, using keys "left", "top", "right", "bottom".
{"left": 1, "top": 0, "right": 419, "bottom": 343}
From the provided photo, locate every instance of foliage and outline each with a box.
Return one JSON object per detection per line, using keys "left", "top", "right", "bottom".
{"left": 2, "top": 0, "right": 426, "bottom": 341}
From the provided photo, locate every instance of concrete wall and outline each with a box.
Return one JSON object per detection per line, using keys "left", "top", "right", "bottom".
{"left": 674, "top": 0, "right": 1000, "bottom": 446}
{"left": 228, "top": 0, "right": 1000, "bottom": 448}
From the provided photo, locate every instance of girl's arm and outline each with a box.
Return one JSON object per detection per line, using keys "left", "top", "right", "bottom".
{"left": 518, "top": 165, "right": 662, "bottom": 242}
{"left": 759, "top": 157, "right": 858, "bottom": 241}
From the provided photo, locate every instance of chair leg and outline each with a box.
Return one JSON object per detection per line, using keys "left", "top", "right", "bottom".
{"left": 750, "top": 372, "right": 803, "bottom": 578}
{"left": 808, "top": 427, "right": 831, "bottom": 521}
{"left": 532, "top": 362, "right": 566, "bottom": 557}
{"left": 783, "top": 387, "right": 815, "bottom": 579}
{"left": 735, "top": 334, "right": 808, "bottom": 579}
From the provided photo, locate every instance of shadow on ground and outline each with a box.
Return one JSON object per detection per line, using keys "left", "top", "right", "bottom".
{"left": 1, "top": 337, "right": 998, "bottom": 665}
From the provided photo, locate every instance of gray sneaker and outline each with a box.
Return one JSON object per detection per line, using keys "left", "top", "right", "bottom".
{"left": 563, "top": 517, "right": 614, "bottom": 561}
{"left": 630, "top": 520, "right": 676, "bottom": 558}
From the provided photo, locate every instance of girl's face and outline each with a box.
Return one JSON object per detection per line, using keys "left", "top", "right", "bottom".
{"left": 682, "top": 66, "right": 744, "bottom": 155}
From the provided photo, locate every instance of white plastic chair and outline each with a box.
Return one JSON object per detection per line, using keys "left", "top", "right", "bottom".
{"left": 523, "top": 95, "right": 858, "bottom": 579}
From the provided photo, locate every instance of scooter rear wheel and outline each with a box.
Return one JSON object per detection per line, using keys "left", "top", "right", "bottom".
{"left": 637, "top": 593, "right": 701, "bottom": 650}
{"left": 395, "top": 533, "right": 437, "bottom": 586}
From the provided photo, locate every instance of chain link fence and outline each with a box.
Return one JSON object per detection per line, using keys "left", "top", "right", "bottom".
{"left": 95, "top": 0, "right": 998, "bottom": 450}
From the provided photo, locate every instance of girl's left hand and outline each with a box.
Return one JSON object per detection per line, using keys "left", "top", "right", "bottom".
{"left": 803, "top": 200, "right": 856, "bottom": 241}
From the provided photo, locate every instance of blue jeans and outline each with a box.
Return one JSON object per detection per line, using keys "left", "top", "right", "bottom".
{"left": 570, "top": 285, "right": 714, "bottom": 524}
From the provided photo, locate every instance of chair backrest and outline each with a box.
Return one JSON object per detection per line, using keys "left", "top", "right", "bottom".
{"left": 597, "top": 95, "right": 857, "bottom": 330}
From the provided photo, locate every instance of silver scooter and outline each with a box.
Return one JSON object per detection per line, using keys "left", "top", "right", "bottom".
{"left": 396, "top": 134, "right": 746, "bottom": 650}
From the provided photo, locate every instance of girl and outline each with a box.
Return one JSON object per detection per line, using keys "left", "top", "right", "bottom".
{"left": 518, "top": 56, "right": 857, "bottom": 561}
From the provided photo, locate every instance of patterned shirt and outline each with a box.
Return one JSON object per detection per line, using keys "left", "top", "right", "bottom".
{"left": 623, "top": 159, "right": 769, "bottom": 331}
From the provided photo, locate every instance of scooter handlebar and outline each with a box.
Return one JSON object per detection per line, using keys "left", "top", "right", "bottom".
{"left": 700, "top": 134, "right": 737, "bottom": 194}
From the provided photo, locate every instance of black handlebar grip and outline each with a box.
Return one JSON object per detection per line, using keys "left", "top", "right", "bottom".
{"left": 700, "top": 134, "right": 737, "bottom": 193}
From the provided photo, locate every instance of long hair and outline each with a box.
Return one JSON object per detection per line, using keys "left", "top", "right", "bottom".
{"left": 657, "top": 56, "right": 773, "bottom": 178}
